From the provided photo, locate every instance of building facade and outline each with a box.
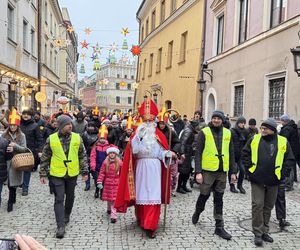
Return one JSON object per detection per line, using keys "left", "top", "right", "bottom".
{"left": 0, "top": 0, "right": 39, "bottom": 111}
{"left": 96, "top": 61, "right": 136, "bottom": 113}
{"left": 135, "top": 0, "right": 205, "bottom": 118}
{"left": 203, "top": 0, "right": 300, "bottom": 123}
{"left": 81, "top": 74, "right": 97, "bottom": 108}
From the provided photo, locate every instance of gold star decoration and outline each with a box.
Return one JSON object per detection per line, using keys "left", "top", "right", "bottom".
{"left": 80, "top": 53, "right": 86, "bottom": 60}
{"left": 54, "top": 39, "right": 63, "bottom": 48}
{"left": 121, "top": 27, "right": 129, "bottom": 36}
{"left": 67, "top": 25, "right": 74, "bottom": 33}
{"left": 84, "top": 27, "right": 92, "bottom": 35}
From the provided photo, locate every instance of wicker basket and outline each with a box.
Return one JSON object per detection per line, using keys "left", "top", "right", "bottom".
{"left": 12, "top": 149, "right": 35, "bottom": 171}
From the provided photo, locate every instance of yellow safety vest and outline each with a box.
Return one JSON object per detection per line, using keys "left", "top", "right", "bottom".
{"left": 202, "top": 127, "right": 231, "bottom": 172}
{"left": 49, "top": 132, "right": 80, "bottom": 177}
{"left": 249, "top": 134, "right": 287, "bottom": 180}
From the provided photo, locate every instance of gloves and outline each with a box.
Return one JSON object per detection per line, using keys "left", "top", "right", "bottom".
{"left": 164, "top": 151, "right": 172, "bottom": 167}
{"left": 97, "top": 183, "right": 103, "bottom": 190}
{"left": 138, "top": 127, "right": 146, "bottom": 139}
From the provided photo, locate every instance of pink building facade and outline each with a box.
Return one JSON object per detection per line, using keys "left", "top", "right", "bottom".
{"left": 203, "top": 0, "right": 300, "bottom": 123}
{"left": 82, "top": 85, "right": 96, "bottom": 108}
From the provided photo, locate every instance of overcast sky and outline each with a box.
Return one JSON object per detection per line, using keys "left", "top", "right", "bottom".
{"left": 58, "top": 0, "right": 141, "bottom": 79}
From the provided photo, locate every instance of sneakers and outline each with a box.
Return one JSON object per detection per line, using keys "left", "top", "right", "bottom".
{"left": 230, "top": 184, "right": 238, "bottom": 193}
{"left": 254, "top": 236, "right": 263, "bottom": 246}
{"left": 110, "top": 218, "right": 117, "bottom": 223}
{"left": 262, "top": 233, "right": 273, "bottom": 243}
{"left": 237, "top": 185, "right": 246, "bottom": 194}
{"left": 279, "top": 219, "right": 291, "bottom": 229}
{"left": 214, "top": 227, "right": 232, "bottom": 240}
{"left": 56, "top": 226, "right": 65, "bottom": 239}
{"left": 192, "top": 212, "right": 200, "bottom": 225}
{"left": 22, "top": 191, "right": 28, "bottom": 196}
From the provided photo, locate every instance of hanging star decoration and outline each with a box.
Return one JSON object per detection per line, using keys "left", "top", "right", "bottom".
{"left": 68, "top": 73, "right": 76, "bottom": 83}
{"left": 131, "top": 45, "right": 141, "bottom": 56}
{"left": 121, "top": 54, "right": 129, "bottom": 63}
{"left": 133, "top": 82, "right": 139, "bottom": 89}
{"left": 98, "top": 78, "right": 109, "bottom": 85}
{"left": 92, "top": 43, "right": 102, "bottom": 54}
{"left": 80, "top": 53, "right": 86, "bottom": 60}
{"left": 67, "top": 25, "right": 74, "bottom": 33}
{"left": 110, "top": 42, "right": 118, "bottom": 53}
{"left": 65, "top": 39, "right": 72, "bottom": 46}
{"left": 121, "top": 27, "right": 129, "bottom": 36}
{"left": 120, "top": 81, "right": 127, "bottom": 87}
{"left": 84, "top": 27, "right": 92, "bottom": 35}
{"left": 80, "top": 40, "right": 89, "bottom": 49}
{"left": 91, "top": 53, "right": 97, "bottom": 61}
{"left": 54, "top": 39, "right": 63, "bottom": 48}
{"left": 84, "top": 78, "right": 91, "bottom": 85}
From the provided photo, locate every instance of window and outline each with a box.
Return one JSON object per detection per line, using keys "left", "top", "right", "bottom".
{"left": 270, "top": 0, "right": 286, "bottom": 28}
{"left": 141, "top": 25, "right": 144, "bottom": 41}
{"left": 146, "top": 19, "right": 149, "bottom": 36}
{"left": 7, "top": 4, "right": 14, "bottom": 40}
{"left": 117, "top": 74, "right": 120, "bottom": 78}
{"left": 124, "top": 75, "right": 127, "bottom": 79}
{"left": 179, "top": 32, "right": 188, "bottom": 63}
{"left": 44, "top": 43, "right": 47, "bottom": 63}
{"left": 31, "top": 28, "right": 35, "bottom": 55}
{"left": 171, "top": 0, "right": 177, "bottom": 13}
{"left": 167, "top": 41, "right": 173, "bottom": 68}
{"left": 116, "top": 96, "right": 120, "bottom": 104}
{"left": 50, "top": 50, "right": 53, "bottom": 69}
{"left": 238, "top": 0, "right": 248, "bottom": 44}
{"left": 44, "top": 1, "right": 48, "bottom": 24}
{"left": 151, "top": 9, "right": 156, "bottom": 31}
{"left": 233, "top": 85, "right": 244, "bottom": 116}
{"left": 116, "top": 82, "right": 120, "bottom": 90}
{"left": 23, "top": 19, "right": 28, "bottom": 51}
{"left": 156, "top": 48, "right": 162, "bottom": 73}
{"left": 161, "top": 0, "right": 166, "bottom": 23}
{"left": 128, "top": 97, "right": 132, "bottom": 104}
{"left": 54, "top": 52, "right": 57, "bottom": 73}
{"left": 149, "top": 53, "right": 154, "bottom": 76}
{"left": 142, "top": 59, "right": 147, "bottom": 80}
{"left": 127, "top": 83, "right": 132, "bottom": 90}
{"left": 269, "top": 77, "right": 285, "bottom": 119}
{"left": 131, "top": 75, "right": 134, "bottom": 79}
{"left": 138, "top": 62, "right": 142, "bottom": 81}
{"left": 50, "top": 13, "right": 53, "bottom": 34}
{"left": 216, "top": 14, "right": 224, "bottom": 55}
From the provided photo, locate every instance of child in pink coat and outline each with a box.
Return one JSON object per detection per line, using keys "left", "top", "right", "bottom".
{"left": 97, "top": 145, "right": 123, "bottom": 223}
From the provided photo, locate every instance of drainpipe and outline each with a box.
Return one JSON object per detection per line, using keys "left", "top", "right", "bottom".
{"left": 134, "top": 14, "right": 141, "bottom": 112}
{"left": 198, "top": 0, "right": 207, "bottom": 115}
{"left": 37, "top": 0, "right": 42, "bottom": 111}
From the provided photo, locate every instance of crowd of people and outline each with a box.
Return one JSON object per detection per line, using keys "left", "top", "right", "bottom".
{"left": 0, "top": 100, "right": 299, "bottom": 247}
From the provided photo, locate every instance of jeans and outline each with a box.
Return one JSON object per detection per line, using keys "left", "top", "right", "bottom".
{"left": 22, "top": 171, "right": 31, "bottom": 192}
{"left": 0, "top": 181, "right": 3, "bottom": 204}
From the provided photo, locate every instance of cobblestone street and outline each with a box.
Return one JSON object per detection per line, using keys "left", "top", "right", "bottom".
{"left": 0, "top": 172, "right": 300, "bottom": 249}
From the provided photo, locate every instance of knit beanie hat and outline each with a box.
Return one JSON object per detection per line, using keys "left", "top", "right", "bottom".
{"left": 57, "top": 115, "right": 72, "bottom": 130}
{"left": 280, "top": 114, "right": 290, "bottom": 123}
{"left": 111, "top": 116, "right": 118, "bottom": 123}
{"left": 106, "top": 145, "right": 120, "bottom": 155}
{"left": 248, "top": 118, "right": 256, "bottom": 126}
{"left": 261, "top": 118, "right": 278, "bottom": 133}
{"left": 236, "top": 116, "right": 246, "bottom": 125}
{"left": 211, "top": 110, "right": 224, "bottom": 121}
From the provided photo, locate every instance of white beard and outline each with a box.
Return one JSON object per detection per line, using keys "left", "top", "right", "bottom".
{"left": 137, "top": 122, "right": 157, "bottom": 154}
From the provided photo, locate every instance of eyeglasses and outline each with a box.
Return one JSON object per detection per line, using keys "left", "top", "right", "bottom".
{"left": 260, "top": 126, "right": 270, "bottom": 131}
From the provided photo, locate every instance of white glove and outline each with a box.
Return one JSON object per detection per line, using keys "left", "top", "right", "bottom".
{"left": 138, "top": 127, "right": 146, "bottom": 139}
{"left": 164, "top": 151, "right": 172, "bottom": 167}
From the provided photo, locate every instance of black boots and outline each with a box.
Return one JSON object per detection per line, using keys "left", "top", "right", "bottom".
{"left": 254, "top": 236, "right": 263, "bottom": 246}
{"left": 192, "top": 194, "right": 210, "bottom": 224}
{"left": 214, "top": 227, "right": 232, "bottom": 240}
{"left": 176, "top": 187, "right": 186, "bottom": 194}
{"left": 64, "top": 214, "right": 70, "bottom": 225}
{"left": 94, "top": 187, "right": 100, "bottom": 198}
{"left": 230, "top": 184, "right": 238, "bottom": 193}
{"left": 56, "top": 225, "right": 65, "bottom": 239}
{"left": 7, "top": 202, "right": 13, "bottom": 213}
{"left": 111, "top": 218, "right": 117, "bottom": 223}
{"left": 192, "top": 212, "right": 200, "bottom": 225}
{"left": 262, "top": 233, "right": 273, "bottom": 243}
{"left": 237, "top": 185, "right": 246, "bottom": 194}
{"left": 279, "top": 219, "right": 291, "bottom": 229}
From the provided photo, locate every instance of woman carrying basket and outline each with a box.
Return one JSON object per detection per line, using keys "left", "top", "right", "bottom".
{"left": 2, "top": 109, "right": 28, "bottom": 212}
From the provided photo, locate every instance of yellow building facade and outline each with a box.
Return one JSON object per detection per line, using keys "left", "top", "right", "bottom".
{"left": 136, "top": 0, "right": 205, "bottom": 118}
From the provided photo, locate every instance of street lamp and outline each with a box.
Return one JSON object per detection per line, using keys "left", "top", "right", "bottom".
{"left": 198, "top": 79, "right": 206, "bottom": 91}
{"left": 9, "top": 79, "right": 18, "bottom": 92}
{"left": 291, "top": 46, "right": 300, "bottom": 76}
{"left": 26, "top": 83, "right": 34, "bottom": 94}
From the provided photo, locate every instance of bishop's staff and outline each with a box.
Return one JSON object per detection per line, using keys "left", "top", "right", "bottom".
{"left": 163, "top": 109, "right": 180, "bottom": 232}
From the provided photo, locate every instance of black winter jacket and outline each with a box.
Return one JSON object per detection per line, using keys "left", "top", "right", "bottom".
{"left": 280, "top": 120, "right": 300, "bottom": 160}
{"left": 82, "top": 130, "right": 99, "bottom": 157}
{"left": 242, "top": 134, "right": 295, "bottom": 186}
{"left": 0, "top": 136, "right": 12, "bottom": 182}
{"left": 43, "top": 123, "right": 57, "bottom": 143}
{"left": 231, "top": 126, "right": 248, "bottom": 162}
{"left": 157, "top": 125, "right": 181, "bottom": 154}
{"left": 20, "top": 118, "right": 43, "bottom": 154}
{"left": 194, "top": 123, "right": 236, "bottom": 174}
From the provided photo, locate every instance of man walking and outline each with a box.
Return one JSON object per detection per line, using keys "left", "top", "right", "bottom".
{"left": 242, "top": 118, "right": 294, "bottom": 246}
{"left": 192, "top": 110, "right": 237, "bottom": 240}
{"left": 40, "top": 115, "right": 89, "bottom": 238}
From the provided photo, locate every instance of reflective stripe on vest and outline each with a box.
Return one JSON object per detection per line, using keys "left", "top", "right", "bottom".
{"left": 201, "top": 127, "right": 231, "bottom": 172}
{"left": 249, "top": 134, "right": 287, "bottom": 180}
{"left": 49, "top": 132, "right": 80, "bottom": 177}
